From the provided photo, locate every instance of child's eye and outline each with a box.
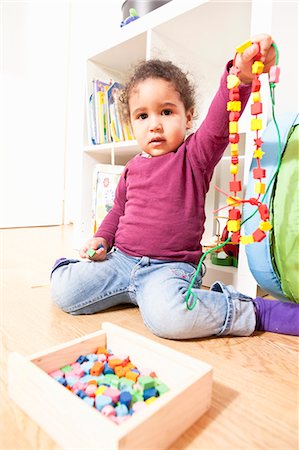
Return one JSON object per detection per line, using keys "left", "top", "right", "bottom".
{"left": 162, "top": 109, "right": 172, "bottom": 116}
{"left": 137, "top": 113, "right": 148, "bottom": 120}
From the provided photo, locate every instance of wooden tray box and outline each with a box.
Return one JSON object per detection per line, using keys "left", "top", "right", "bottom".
{"left": 8, "top": 322, "right": 212, "bottom": 449}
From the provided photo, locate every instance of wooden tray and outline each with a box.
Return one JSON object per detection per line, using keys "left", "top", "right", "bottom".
{"left": 8, "top": 322, "right": 212, "bottom": 449}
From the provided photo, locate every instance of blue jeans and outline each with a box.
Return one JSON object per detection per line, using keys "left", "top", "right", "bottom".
{"left": 50, "top": 248, "right": 256, "bottom": 339}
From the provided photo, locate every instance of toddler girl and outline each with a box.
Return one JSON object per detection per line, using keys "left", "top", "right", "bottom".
{"left": 51, "top": 34, "right": 299, "bottom": 338}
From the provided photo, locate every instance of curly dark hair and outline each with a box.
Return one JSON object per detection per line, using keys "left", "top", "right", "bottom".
{"left": 120, "top": 59, "right": 196, "bottom": 121}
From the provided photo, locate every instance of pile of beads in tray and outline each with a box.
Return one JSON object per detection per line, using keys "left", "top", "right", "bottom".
{"left": 49, "top": 346, "right": 170, "bottom": 424}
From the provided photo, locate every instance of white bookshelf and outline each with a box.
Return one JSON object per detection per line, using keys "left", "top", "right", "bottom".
{"left": 74, "top": 0, "right": 276, "bottom": 297}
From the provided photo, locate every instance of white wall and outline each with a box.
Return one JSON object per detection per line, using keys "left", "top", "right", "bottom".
{"left": 0, "top": 0, "right": 123, "bottom": 228}
{"left": 0, "top": 0, "right": 69, "bottom": 227}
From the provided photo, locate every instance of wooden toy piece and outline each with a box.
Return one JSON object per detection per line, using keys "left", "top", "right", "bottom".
{"left": 252, "top": 228, "right": 267, "bottom": 242}
{"left": 230, "top": 164, "right": 238, "bottom": 175}
{"left": 252, "top": 91, "right": 261, "bottom": 103}
{"left": 226, "top": 196, "right": 241, "bottom": 207}
{"left": 269, "top": 65, "right": 280, "bottom": 83}
{"left": 86, "top": 248, "right": 96, "bottom": 258}
{"left": 105, "top": 387, "right": 121, "bottom": 403}
{"left": 253, "top": 148, "right": 265, "bottom": 159}
{"left": 251, "top": 78, "right": 261, "bottom": 92}
{"left": 125, "top": 369, "right": 139, "bottom": 382}
{"left": 227, "top": 74, "right": 241, "bottom": 90}
{"left": 231, "top": 231, "right": 241, "bottom": 243}
{"left": 258, "top": 204, "right": 270, "bottom": 220}
{"left": 96, "top": 346, "right": 109, "bottom": 355}
{"left": 120, "top": 391, "right": 132, "bottom": 408}
{"left": 229, "top": 133, "right": 240, "bottom": 144}
{"left": 143, "top": 387, "right": 159, "bottom": 401}
{"left": 253, "top": 168, "right": 266, "bottom": 179}
{"left": 254, "top": 182, "right": 266, "bottom": 194}
{"left": 229, "top": 111, "right": 241, "bottom": 122}
{"left": 108, "top": 358, "right": 123, "bottom": 368}
{"left": 229, "top": 208, "right": 241, "bottom": 220}
{"left": 60, "top": 365, "right": 72, "bottom": 373}
{"left": 252, "top": 61, "right": 264, "bottom": 74}
{"left": 101, "top": 404, "right": 116, "bottom": 417}
{"left": 240, "top": 235, "right": 255, "bottom": 244}
{"left": 227, "top": 219, "right": 241, "bottom": 232}
{"left": 227, "top": 100, "right": 241, "bottom": 112}
{"left": 251, "top": 102, "right": 263, "bottom": 115}
{"left": 236, "top": 39, "right": 252, "bottom": 53}
{"left": 259, "top": 221, "right": 272, "bottom": 231}
{"left": 90, "top": 361, "right": 104, "bottom": 376}
{"left": 138, "top": 375, "right": 155, "bottom": 390}
{"left": 95, "top": 394, "right": 113, "bottom": 411}
{"left": 230, "top": 143, "right": 239, "bottom": 155}
{"left": 229, "top": 121, "right": 238, "bottom": 134}
{"left": 229, "top": 180, "right": 242, "bottom": 192}
{"left": 145, "top": 397, "right": 157, "bottom": 405}
{"left": 251, "top": 118, "right": 263, "bottom": 131}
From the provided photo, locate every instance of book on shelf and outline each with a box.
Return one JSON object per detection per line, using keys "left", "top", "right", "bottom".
{"left": 88, "top": 80, "right": 134, "bottom": 145}
{"left": 91, "top": 164, "right": 125, "bottom": 233}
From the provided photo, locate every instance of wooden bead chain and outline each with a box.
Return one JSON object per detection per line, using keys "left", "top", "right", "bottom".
{"left": 226, "top": 40, "right": 280, "bottom": 245}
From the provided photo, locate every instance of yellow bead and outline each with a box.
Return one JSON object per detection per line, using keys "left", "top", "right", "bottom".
{"left": 251, "top": 118, "right": 263, "bottom": 131}
{"left": 227, "top": 101, "right": 241, "bottom": 112}
{"left": 95, "top": 385, "right": 106, "bottom": 395}
{"left": 259, "top": 221, "right": 272, "bottom": 231}
{"left": 229, "top": 121, "right": 238, "bottom": 133}
{"left": 226, "top": 196, "right": 241, "bottom": 207}
{"left": 253, "top": 148, "right": 265, "bottom": 159}
{"left": 236, "top": 40, "right": 252, "bottom": 54}
{"left": 230, "top": 163, "right": 238, "bottom": 174}
{"left": 230, "top": 143, "right": 238, "bottom": 156}
{"left": 252, "top": 61, "right": 264, "bottom": 75}
{"left": 145, "top": 397, "right": 157, "bottom": 405}
{"left": 227, "top": 219, "right": 241, "bottom": 232}
{"left": 240, "top": 235, "right": 255, "bottom": 244}
{"left": 227, "top": 74, "right": 241, "bottom": 89}
{"left": 252, "top": 92, "right": 261, "bottom": 103}
{"left": 254, "top": 182, "right": 266, "bottom": 194}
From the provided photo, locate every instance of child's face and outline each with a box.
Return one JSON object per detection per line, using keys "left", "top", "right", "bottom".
{"left": 129, "top": 78, "right": 193, "bottom": 157}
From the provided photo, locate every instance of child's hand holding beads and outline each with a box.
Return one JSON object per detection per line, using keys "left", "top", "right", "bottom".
{"left": 80, "top": 237, "right": 108, "bottom": 261}
{"left": 236, "top": 33, "right": 276, "bottom": 84}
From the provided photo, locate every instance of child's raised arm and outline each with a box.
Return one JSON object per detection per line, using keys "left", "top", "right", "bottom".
{"left": 235, "top": 33, "right": 276, "bottom": 84}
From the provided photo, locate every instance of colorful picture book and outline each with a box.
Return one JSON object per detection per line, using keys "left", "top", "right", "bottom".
{"left": 91, "top": 164, "right": 125, "bottom": 233}
{"left": 88, "top": 80, "right": 134, "bottom": 145}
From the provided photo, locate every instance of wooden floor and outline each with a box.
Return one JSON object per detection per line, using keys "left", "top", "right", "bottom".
{"left": 1, "top": 225, "right": 298, "bottom": 450}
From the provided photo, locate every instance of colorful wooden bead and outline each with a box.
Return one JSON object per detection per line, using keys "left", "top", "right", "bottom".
{"left": 227, "top": 219, "right": 241, "bottom": 232}
{"left": 259, "top": 221, "right": 272, "bottom": 231}
{"left": 251, "top": 118, "right": 263, "bottom": 131}
{"left": 269, "top": 65, "right": 280, "bottom": 83}
{"left": 254, "top": 182, "right": 266, "bottom": 194}
{"left": 235, "top": 40, "right": 252, "bottom": 53}
{"left": 252, "top": 61, "right": 264, "bottom": 74}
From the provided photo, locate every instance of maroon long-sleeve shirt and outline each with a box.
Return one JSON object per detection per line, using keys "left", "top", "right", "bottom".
{"left": 95, "top": 66, "right": 251, "bottom": 265}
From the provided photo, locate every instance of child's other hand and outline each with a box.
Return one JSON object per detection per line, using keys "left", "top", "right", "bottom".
{"left": 79, "top": 237, "right": 108, "bottom": 261}
{"left": 235, "top": 33, "right": 276, "bottom": 84}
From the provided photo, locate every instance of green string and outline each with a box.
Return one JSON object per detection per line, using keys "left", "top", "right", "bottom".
{"left": 185, "top": 42, "right": 281, "bottom": 311}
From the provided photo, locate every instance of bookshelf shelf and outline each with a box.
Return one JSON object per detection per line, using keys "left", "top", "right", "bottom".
{"left": 75, "top": 0, "right": 275, "bottom": 297}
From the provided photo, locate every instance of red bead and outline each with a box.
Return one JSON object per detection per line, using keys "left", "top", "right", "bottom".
{"left": 229, "top": 208, "right": 241, "bottom": 220}
{"left": 231, "top": 156, "right": 239, "bottom": 164}
{"left": 231, "top": 232, "right": 241, "bottom": 243}
{"left": 251, "top": 78, "right": 261, "bottom": 92}
{"left": 258, "top": 204, "right": 270, "bottom": 220}
{"left": 229, "top": 180, "right": 242, "bottom": 192}
{"left": 229, "top": 112, "right": 240, "bottom": 122}
{"left": 253, "top": 228, "right": 267, "bottom": 242}
{"left": 229, "top": 134, "right": 239, "bottom": 144}
{"left": 253, "top": 167, "right": 266, "bottom": 179}
{"left": 251, "top": 102, "right": 263, "bottom": 115}
{"left": 229, "top": 90, "right": 240, "bottom": 101}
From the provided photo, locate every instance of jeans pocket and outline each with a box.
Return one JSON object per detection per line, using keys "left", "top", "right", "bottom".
{"left": 168, "top": 264, "right": 202, "bottom": 288}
